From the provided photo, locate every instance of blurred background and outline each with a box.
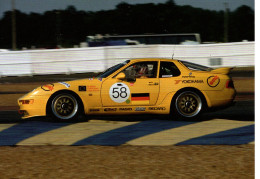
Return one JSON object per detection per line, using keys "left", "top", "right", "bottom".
{"left": 0, "top": 0, "right": 255, "bottom": 77}
{"left": 0, "top": 0, "right": 254, "bottom": 49}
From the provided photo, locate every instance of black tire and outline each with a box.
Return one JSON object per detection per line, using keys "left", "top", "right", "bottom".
{"left": 172, "top": 91, "right": 204, "bottom": 120}
{"left": 49, "top": 93, "right": 82, "bottom": 122}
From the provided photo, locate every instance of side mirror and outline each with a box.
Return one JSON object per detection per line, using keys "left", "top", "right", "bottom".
{"left": 116, "top": 72, "right": 126, "bottom": 80}
{"left": 127, "top": 76, "right": 136, "bottom": 82}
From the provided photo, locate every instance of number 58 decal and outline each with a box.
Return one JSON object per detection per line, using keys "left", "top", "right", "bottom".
{"left": 109, "top": 83, "right": 130, "bottom": 103}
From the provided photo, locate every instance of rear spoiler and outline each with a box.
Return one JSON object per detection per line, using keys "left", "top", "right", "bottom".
{"left": 210, "top": 67, "right": 233, "bottom": 75}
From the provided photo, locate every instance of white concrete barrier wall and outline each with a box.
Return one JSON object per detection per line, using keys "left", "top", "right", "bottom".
{"left": 0, "top": 42, "right": 254, "bottom": 77}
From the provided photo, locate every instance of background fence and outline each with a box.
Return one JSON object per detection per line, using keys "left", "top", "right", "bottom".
{"left": 0, "top": 42, "right": 254, "bottom": 77}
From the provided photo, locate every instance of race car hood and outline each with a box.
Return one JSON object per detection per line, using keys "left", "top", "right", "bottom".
{"left": 210, "top": 67, "right": 233, "bottom": 75}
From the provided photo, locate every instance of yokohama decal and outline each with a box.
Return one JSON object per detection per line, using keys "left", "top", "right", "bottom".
{"left": 175, "top": 80, "right": 203, "bottom": 84}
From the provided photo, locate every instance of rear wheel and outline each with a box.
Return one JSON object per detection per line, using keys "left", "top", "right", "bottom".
{"left": 49, "top": 93, "right": 81, "bottom": 121}
{"left": 173, "top": 91, "right": 203, "bottom": 120}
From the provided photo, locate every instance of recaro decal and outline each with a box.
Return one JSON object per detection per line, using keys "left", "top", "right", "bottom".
{"left": 148, "top": 107, "right": 166, "bottom": 110}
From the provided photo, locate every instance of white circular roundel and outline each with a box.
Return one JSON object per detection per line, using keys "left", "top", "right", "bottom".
{"left": 109, "top": 82, "right": 130, "bottom": 103}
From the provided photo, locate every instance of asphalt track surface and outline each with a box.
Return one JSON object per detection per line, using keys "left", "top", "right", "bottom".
{"left": 0, "top": 99, "right": 254, "bottom": 146}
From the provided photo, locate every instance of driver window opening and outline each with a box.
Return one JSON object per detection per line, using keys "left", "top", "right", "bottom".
{"left": 122, "top": 61, "right": 158, "bottom": 79}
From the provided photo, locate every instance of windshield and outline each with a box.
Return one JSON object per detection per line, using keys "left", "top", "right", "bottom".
{"left": 180, "top": 61, "right": 212, "bottom": 71}
{"left": 97, "top": 60, "right": 130, "bottom": 78}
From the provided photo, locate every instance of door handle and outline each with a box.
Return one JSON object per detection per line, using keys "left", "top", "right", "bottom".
{"left": 148, "top": 82, "right": 159, "bottom": 85}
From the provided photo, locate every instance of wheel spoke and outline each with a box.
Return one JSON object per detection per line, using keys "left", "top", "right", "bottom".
{"left": 52, "top": 94, "right": 78, "bottom": 120}
{"left": 176, "top": 91, "right": 202, "bottom": 118}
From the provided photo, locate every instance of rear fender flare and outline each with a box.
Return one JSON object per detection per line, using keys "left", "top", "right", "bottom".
{"left": 170, "top": 87, "right": 209, "bottom": 112}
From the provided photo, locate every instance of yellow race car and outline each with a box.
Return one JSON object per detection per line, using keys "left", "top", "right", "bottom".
{"left": 18, "top": 58, "right": 236, "bottom": 121}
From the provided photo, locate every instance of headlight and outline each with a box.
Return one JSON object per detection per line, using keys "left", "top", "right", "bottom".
{"left": 19, "top": 99, "right": 34, "bottom": 105}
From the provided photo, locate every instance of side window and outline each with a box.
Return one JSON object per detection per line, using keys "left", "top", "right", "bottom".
{"left": 159, "top": 62, "right": 181, "bottom": 78}
{"left": 122, "top": 61, "right": 158, "bottom": 79}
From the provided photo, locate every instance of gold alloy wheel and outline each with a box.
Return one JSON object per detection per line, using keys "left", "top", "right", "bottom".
{"left": 175, "top": 91, "right": 202, "bottom": 118}
{"left": 51, "top": 94, "right": 78, "bottom": 120}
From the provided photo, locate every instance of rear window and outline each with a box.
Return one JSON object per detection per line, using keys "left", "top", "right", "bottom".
{"left": 159, "top": 61, "right": 181, "bottom": 78}
{"left": 180, "top": 61, "right": 212, "bottom": 71}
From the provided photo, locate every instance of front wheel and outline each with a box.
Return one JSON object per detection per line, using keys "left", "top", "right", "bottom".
{"left": 173, "top": 91, "right": 203, "bottom": 120}
{"left": 49, "top": 93, "right": 80, "bottom": 121}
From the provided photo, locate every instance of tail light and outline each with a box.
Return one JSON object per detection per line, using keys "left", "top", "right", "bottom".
{"left": 226, "top": 79, "right": 234, "bottom": 88}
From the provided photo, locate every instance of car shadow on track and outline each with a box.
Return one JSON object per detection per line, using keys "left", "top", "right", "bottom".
{"left": 202, "top": 100, "right": 254, "bottom": 122}
{"left": 82, "top": 100, "right": 254, "bottom": 123}
{"left": 0, "top": 100, "right": 254, "bottom": 123}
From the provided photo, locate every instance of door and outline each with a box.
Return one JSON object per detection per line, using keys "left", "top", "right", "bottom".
{"left": 157, "top": 61, "right": 182, "bottom": 104}
{"left": 101, "top": 61, "right": 159, "bottom": 107}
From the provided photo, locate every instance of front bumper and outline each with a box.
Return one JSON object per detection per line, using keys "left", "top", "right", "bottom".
{"left": 18, "top": 95, "right": 49, "bottom": 119}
